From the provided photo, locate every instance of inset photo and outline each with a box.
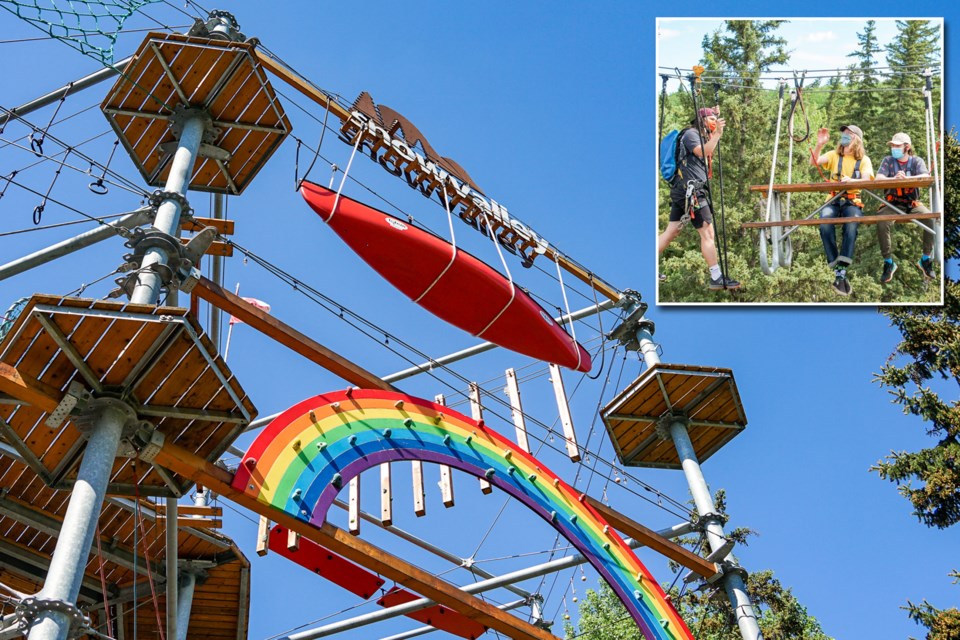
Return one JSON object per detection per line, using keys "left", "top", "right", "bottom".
{"left": 656, "top": 18, "right": 944, "bottom": 304}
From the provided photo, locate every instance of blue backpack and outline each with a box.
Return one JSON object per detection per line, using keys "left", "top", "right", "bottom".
{"left": 659, "top": 127, "right": 691, "bottom": 184}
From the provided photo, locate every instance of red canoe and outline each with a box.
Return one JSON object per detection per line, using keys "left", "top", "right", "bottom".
{"left": 300, "top": 181, "right": 591, "bottom": 372}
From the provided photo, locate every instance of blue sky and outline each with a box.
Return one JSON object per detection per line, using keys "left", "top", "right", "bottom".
{"left": 0, "top": 2, "right": 956, "bottom": 640}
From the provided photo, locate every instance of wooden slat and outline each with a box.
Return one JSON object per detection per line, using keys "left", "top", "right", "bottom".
{"left": 434, "top": 394, "right": 455, "bottom": 507}
{"left": 585, "top": 497, "right": 719, "bottom": 579}
{"left": 750, "top": 176, "right": 934, "bottom": 193}
{"left": 348, "top": 476, "right": 360, "bottom": 535}
{"left": 742, "top": 212, "right": 941, "bottom": 229}
{"left": 152, "top": 440, "right": 558, "bottom": 640}
{"left": 549, "top": 365, "right": 580, "bottom": 462}
{"left": 411, "top": 460, "right": 426, "bottom": 517}
{"left": 469, "top": 383, "right": 493, "bottom": 494}
{"left": 504, "top": 368, "right": 530, "bottom": 453}
{"left": 192, "top": 277, "right": 393, "bottom": 391}
{"left": 380, "top": 463, "right": 392, "bottom": 526}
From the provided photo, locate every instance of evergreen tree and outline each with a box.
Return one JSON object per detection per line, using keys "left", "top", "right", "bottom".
{"left": 843, "top": 21, "right": 884, "bottom": 148}
{"left": 874, "top": 131, "right": 959, "bottom": 638}
{"left": 885, "top": 20, "right": 941, "bottom": 161}
{"left": 701, "top": 20, "right": 789, "bottom": 203}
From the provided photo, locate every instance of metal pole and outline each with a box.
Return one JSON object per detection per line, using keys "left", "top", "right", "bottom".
{"left": 27, "top": 403, "right": 129, "bottom": 640}
{"left": 630, "top": 310, "right": 761, "bottom": 640}
{"left": 279, "top": 522, "right": 694, "bottom": 640}
{"left": 175, "top": 571, "right": 196, "bottom": 640}
{"left": 0, "top": 208, "right": 154, "bottom": 282}
{"left": 377, "top": 598, "right": 529, "bottom": 640}
{"left": 130, "top": 115, "right": 206, "bottom": 304}
{"left": 0, "top": 57, "right": 131, "bottom": 130}
{"left": 165, "top": 498, "right": 178, "bottom": 640}
{"left": 669, "top": 420, "right": 760, "bottom": 640}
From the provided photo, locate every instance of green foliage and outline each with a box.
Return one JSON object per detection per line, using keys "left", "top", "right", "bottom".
{"left": 563, "top": 572, "right": 832, "bottom": 640}
{"left": 659, "top": 19, "right": 943, "bottom": 303}
{"left": 873, "top": 131, "right": 959, "bottom": 637}
{"left": 565, "top": 491, "right": 831, "bottom": 639}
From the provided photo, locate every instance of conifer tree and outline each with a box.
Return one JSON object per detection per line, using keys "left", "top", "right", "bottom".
{"left": 874, "top": 131, "right": 959, "bottom": 638}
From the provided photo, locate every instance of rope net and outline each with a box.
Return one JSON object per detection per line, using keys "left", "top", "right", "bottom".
{"left": 0, "top": 0, "right": 161, "bottom": 64}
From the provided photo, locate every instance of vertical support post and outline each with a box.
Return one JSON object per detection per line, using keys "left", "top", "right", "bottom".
{"left": 504, "top": 368, "right": 530, "bottom": 453}
{"left": 380, "top": 463, "right": 393, "bottom": 526}
{"left": 175, "top": 570, "right": 196, "bottom": 640}
{"left": 256, "top": 516, "right": 270, "bottom": 556}
{"left": 411, "top": 461, "right": 426, "bottom": 517}
{"left": 469, "top": 383, "right": 493, "bottom": 494}
{"left": 165, "top": 497, "right": 179, "bottom": 640}
{"left": 549, "top": 365, "right": 580, "bottom": 462}
{"left": 210, "top": 194, "right": 225, "bottom": 350}
{"left": 628, "top": 301, "right": 761, "bottom": 640}
{"left": 130, "top": 114, "right": 206, "bottom": 305}
{"left": 434, "top": 394, "right": 455, "bottom": 507}
{"left": 348, "top": 476, "right": 361, "bottom": 535}
{"left": 27, "top": 403, "right": 128, "bottom": 640}
{"left": 115, "top": 603, "right": 125, "bottom": 640}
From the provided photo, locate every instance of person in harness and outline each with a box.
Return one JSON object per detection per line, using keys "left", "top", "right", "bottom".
{"left": 657, "top": 106, "right": 740, "bottom": 290}
{"left": 811, "top": 124, "right": 875, "bottom": 296}
{"left": 874, "top": 132, "right": 935, "bottom": 283}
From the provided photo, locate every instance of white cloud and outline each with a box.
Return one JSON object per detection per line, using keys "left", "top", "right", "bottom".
{"left": 792, "top": 50, "right": 853, "bottom": 69}
{"left": 657, "top": 27, "right": 682, "bottom": 40}
{"left": 801, "top": 31, "right": 838, "bottom": 44}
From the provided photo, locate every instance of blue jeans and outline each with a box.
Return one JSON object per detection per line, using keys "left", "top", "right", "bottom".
{"left": 819, "top": 202, "right": 862, "bottom": 267}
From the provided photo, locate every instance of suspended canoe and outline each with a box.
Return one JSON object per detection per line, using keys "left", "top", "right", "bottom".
{"left": 300, "top": 181, "right": 591, "bottom": 372}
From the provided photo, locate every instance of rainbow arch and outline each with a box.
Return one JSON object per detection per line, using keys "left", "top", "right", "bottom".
{"left": 232, "top": 389, "right": 693, "bottom": 640}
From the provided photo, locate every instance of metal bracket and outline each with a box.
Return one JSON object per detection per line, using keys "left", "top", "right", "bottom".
{"left": 168, "top": 105, "right": 220, "bottom": 146}
{"left": 137, "top": 428, "right": 166, "bottom": 464}
{"left": 693, "top": 511, "right": 728, "bottom": 529}
{"left": 148, "top": 189, "right": 193, "bottom": 219}
{"left": 188, "top": 10, "right": 246, "bottom": 42}
{"left": 607, "top": 290, "right": 652, "bottom": 351}
{"left": 654, "top": 413, "right": 688, "bottom": 440}
{"left": 112, "top": 219, "right": 212, "bottom": 296}
{"left": 15, "top": 597, "right": 90, "bottom": 638}
{"left": 43, "top": 381, "right": 89, "bottom": 429}
{"left": 159, "top": 140, "right": 231, "bottom": 162}
{"left": 70, "top": 393, "right": 140, "bottom": 437}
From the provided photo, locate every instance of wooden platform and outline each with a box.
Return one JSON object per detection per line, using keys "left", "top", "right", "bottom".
{"left": 749, "top": 176, "right": 934, "bottom": 193}
{"left": 0, "top": 451, "right": 249, "bottom": 639}
{"left": 0, "top": 294, "right": 256, "bottom": 496}
{"left": 101, "top": 31, "right": 291, "bottom": 195}
{"left": 601, "top": 364, "right": 746, "bottom": 469}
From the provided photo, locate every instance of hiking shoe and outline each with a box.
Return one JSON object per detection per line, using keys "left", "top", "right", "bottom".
{"left": 708, "top": 275, "right": 741, "bottom": 290}
{"left": 832, "top": 276, "right": 852, "bottom": 296}
{"left": 915, "top": 257, "right": 935, "bottom": 280}
{"left": 880, "top": 261, "right": 897, "bottom": 284}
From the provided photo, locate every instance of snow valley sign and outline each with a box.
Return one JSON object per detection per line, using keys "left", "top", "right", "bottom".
{"left": 339, "top": 92, "right": 550, "bottom": 265}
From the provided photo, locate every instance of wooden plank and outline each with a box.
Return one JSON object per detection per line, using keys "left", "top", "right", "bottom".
{"left": 549, "top": 365, "right": 580, "bottom": 462}
{"left": 380, "top": 463, "right": 392, "bottom": 526}
{"left": 469, "top": 383, "right": 493, "bottom": 494}
{"left": 411, "top": 460, "right": 426, "bottom": 517}
{"left": 749, "top": 176, "right": 934, "bottom": 193}
{"left": 585, "top": 497, "right": 719, "bottom": 579}
{"left": 0, "top": 363, "right": 61, "bottom": 412}
{"left": 152, "top": 440, "right": 559, "bottom": 640}
{"left": 192, "top": 277, "right": 393, "bottom": 391}
{"left": 504, "top": 368, "right": 530, "bottom": 453}
{"left": 256, "top": 54, "right": 352, "bottom": 123}
{"left": 258, "top": 516, "right": 269, "bottom": 557}
{"left": 348, "top": 476, "right": 360, "bottom": 535}
{"left": 434, "top": 394, "right": 455, "bottom": 508}
{"left": 181, "top": 218, "right": 235, "bottom": 235}
{"left": 742, "top": 211, "right": 941, "bottom": 229}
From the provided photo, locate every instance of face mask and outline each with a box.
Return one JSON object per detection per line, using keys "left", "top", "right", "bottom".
{"left": 840, "top": 134, "right": 852, "bottom": 146}
{"left": 706, "top": 119, "right": 717, "bottom": 132}
{"left": 891, "top": 147, "right": 905, "bottom": 160}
